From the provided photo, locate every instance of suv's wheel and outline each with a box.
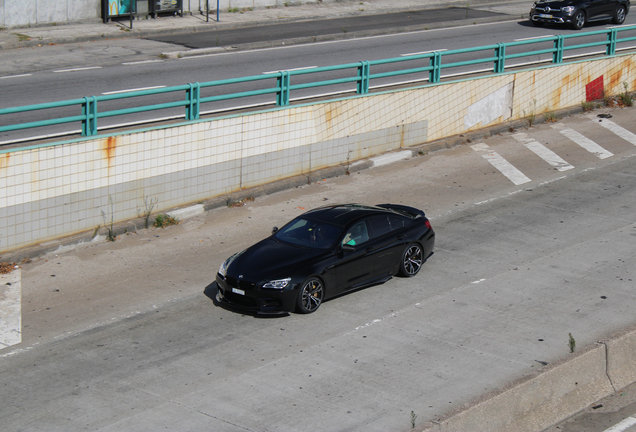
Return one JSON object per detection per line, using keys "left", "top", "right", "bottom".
{"left": 572, "top": 10, "right": 586, "bottom": 29}
{"left": 612, "top": 5, "right": 627, "bottom": 24}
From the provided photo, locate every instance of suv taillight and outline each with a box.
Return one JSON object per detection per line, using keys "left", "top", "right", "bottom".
{"left": 425, "top": 220, "right": 432, "bottom": 230}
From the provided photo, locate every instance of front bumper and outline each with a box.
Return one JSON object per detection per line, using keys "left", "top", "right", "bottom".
{"left": 215, "top": 273, "right": 298, "bottom": 314}
{"left": 530, "top": 12, "right": 570, "bottom": 24}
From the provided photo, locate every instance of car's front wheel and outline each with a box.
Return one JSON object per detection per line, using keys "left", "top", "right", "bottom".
{"left": 612, "top": 5, "right": 627, "bottom": 24}
{"left": 399, "top": 243, "right": 423, "bottom": 277}
{"left": 296, "top": 277, "right": 324, "bottom": 313}
{"left": 572, "top": 11, "right": 586, "bottom": 30}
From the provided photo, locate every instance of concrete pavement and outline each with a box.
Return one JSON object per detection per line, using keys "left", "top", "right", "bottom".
{"left": 0, "top": 0, "right": 531, "bottom": 51}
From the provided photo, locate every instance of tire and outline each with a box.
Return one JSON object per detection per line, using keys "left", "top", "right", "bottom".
{"left": 612, "top": 5, "right": 627, "bottom": 24}
{"left": 399, "top": 243, "right": 424, "bottom": 277}
{"left": 296, "top": 277, "right": 324, "bottom": 314}
{"left": 572, "top": 11, "right": 586, "bottom": 30}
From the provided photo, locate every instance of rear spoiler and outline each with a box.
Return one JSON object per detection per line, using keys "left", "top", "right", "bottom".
{"left": 376, "top": 204, "right": 425, "bottom": 219}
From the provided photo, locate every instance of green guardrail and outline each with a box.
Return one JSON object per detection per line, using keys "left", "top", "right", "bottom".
{"left": 1, "top": 25, "right": 635, "bottom": 139}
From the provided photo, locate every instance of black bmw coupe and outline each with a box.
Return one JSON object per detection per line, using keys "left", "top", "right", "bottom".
{"left": 215, "top": 204, "right": 435, "bottom": 314}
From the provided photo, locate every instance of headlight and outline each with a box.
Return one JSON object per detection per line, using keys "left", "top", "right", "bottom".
{"left": 562, "top": 6, "right": 574, "bottom": 13}
{"left": 263, "top": 278, "right": 291, "bottom": 289}
{"left": 218, "top": 250, "right": 245, "bottom": 277}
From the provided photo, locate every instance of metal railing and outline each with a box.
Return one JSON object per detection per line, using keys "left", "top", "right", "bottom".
{"left": 1, "top": 25, "right": 635, "bottom": 140}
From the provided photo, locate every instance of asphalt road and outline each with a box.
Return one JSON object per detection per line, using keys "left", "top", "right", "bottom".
{"left": 147, "top": 8, "right": 507, "bottom": 48}
{"left": 3, "top": 13, "right": 636, "bottom": 145}
{"left": 3, "top": 106, "right": 636, "bottom": 431}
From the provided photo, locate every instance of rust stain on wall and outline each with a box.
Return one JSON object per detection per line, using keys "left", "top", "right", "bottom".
{"left": 610, "top": 70, "right": 623, "bottom": 91}
{"left": 0, "top": 153, "right": 9, "bottom": 170}
{"left": 101, "top": 136, "right": 119, "bottom": 170}
{"left": 551, "top": 86, "right": 562, "bottom": 109}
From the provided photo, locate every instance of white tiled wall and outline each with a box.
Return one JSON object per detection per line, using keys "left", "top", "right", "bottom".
{"left": 0, "top": 54, "right": 633, "bottom": 253}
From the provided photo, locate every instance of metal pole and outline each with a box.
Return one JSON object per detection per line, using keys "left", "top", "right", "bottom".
{"left": 217, "top": 0, "right": 220, "bottom": 21}
{"left": 130, "top": 0, "right": 133, "bottom": 30}
{"left": 206, "top": 0, "right": 209, "bottom": 21}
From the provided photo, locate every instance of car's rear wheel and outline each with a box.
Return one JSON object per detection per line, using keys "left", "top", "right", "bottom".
{"left": 572, "top": 11, "right": 586, "bottom": 30}
{"left": 399, "top": 243, "right": 423, "bottom": 277}
{"left": 612, "top": 5, "right": 627, "bottom": 24}
{"left": 296, "top": 277, "right": 324, "bottom": 313}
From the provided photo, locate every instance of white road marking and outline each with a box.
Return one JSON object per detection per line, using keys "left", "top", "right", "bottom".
{"left": 121, "top": 60, "right": 164, "bottom": 65}
{"left": 514, "top": 35, "right": 556, "bottom": 41}
{"left": 102, "top": 85, "right": 167, "bottom": 95}
{"left": 592, "top": 116, "right": 636, "bottom": 146}
{"left": 53, "top": 66, "right": 102, "bottom": 73}
{"left": 401, "top": 49, "right": 447, "bottom": 56}
{"left": 552, "top": 125, "right": 613, "bottom": 159}
{"left": 471, "top": 143, "right": 531, "bottom": 185}
{"left": 0, "top": 269, "right": 21, "bottom": 350}
{"left": 0, "top": 73, "right": 32, "bottom": 80}
{"left": 603, "top": 416, "right": 636, "bottom": 432}
{"left": 263, "top": 66, "right": 317, "bottom": 74}
{"left": 513, "top": 133, "right": 574, "bottom": 171}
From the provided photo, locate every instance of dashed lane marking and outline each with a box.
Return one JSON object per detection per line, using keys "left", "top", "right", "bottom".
{"left": 513, "top": 133, "right": 575, "bottom": 171}
{"left": 0, "top": 269, "right": 21, "bottom": 350}
{"left": 471, "top": 143, "right": 531, "bottom": 185}
{"left": 52, "top": 66, "right": 102, "bottom": 73}
{"left": 603, "top": 416, "right": 636, "bottom": 432}
{"left": 592, "top": 116, "right": 636, "bottom": 146}
{"left": 0, "top": 74, "right": 32, "bottom": 80}
{"left": 102, "top": 85, "right": 167, "bottom": 95}
{"left": 552, "top": 124, "right": 614, "bottom": 159}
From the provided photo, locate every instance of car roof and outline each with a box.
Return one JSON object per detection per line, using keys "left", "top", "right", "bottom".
{"left": 301, "top": 204, "right": 397, "bottom": 227}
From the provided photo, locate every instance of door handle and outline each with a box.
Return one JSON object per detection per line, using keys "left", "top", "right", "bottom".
{"left": 397, "top": 235, "right": 406, "bottom": 240}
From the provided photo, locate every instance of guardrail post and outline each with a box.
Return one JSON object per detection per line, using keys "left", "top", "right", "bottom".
{"left": 82, "top": 96, "right": 97, "bottom": 136}
{"left": 553, "top": 35, "right": 564, "bottom": 64}
{"left": 429, "top": 51, "right": 442, "bottom": 83}
{"left": 357, "top": 61, "right": 371, "bottom": 94}
{"left": 186, "top": 82, "right": 200, "bottom": 120}
{"left": 277, "top": 71, "right": 291, "bottom": 106}
{"left": 606, "top": 28, "right": 618, "bottom": 55}
{"left": 494, "top": 43, "right": 506, "bottom": 73}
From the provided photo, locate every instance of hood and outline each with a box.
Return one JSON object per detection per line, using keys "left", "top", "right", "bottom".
{"left": 227, "top": 238, "right": 326, "bottom": 281}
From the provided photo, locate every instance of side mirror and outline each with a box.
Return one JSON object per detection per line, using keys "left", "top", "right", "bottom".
{"left": 341, "top": 243, "right": 355, "bottom": 252}
{"left": 272, "top": 227, "right": 279, "bottom": 234}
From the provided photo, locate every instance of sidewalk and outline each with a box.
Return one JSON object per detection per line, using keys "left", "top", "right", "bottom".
{"left": 0, "top": 0, "right": 529, "bottom": 51}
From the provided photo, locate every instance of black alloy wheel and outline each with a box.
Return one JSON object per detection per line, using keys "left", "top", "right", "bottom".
{"left": 572, "top": 10, "right": 586, "bottom": 29}
{"left": 399, "top": 243, "right": 423, "bottom": 277}
{"left": 613, "top": 5, "right": 627, "bottom": 24}
{"left": 296, "top": 278, "right": 324, "bottom": 313}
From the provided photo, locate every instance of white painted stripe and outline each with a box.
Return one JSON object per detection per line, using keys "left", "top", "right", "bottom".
{"left": 0, "top": 73, "right": 32, "bottom": 80}
{"left": 514, "top": 35, "right": 555, "bottom": 41}
{"left": 102, "top": 85, "right": 167, "bottom": 95}
{"left": 0, "top": 269, "right": 21, "bottom": 350}
{"left": 263, "top": 66, "right": 317, "bottom": 74}
{"left": 553, "top": 125, "right": 613, "bottom": 159}
{"left": 592, "top": 116, "right": 636, "bottom": 146}
{"left": 122, "top": 60, "right": 164, "bottom": 65}
{"left": 401, "top": 49, "right": 447, "bottom": 56}
{"left": 471, "top": 143, "right": 531, "bottom": 185}
{"left": 603, "top": 416, "right": 636, "bottom": 432}
{"left": 513, "top": 133, "right": 574, "bottom": 171}
{"left": 53, "top": 66, "right": 102, "bottom": 73}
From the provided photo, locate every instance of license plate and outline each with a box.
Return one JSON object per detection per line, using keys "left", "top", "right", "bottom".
{"left": 232, "top": 288, "right": 245, "bottom": 296}
{"left": 539, "top": 14, "right": 552, "bottom": 18}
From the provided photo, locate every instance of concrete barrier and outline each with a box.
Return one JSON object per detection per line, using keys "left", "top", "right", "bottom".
{"left": 416, "top": 324, "right": 636, "bottom": 432}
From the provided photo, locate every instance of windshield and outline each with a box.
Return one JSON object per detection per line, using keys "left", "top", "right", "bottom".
{"left": 274, "top": 218, "right": 341, "bottom": 249}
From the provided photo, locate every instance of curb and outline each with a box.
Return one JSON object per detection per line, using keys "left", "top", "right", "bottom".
{"left": 416, "top": 322, "right": 636, "bottom": 432}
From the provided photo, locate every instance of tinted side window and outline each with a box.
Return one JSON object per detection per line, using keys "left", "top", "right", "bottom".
{"left": 368, "top": 216, "right": 391, "bottom": 238}
{"left": 388, "top": 216, "right": 405, "bottom": 231}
